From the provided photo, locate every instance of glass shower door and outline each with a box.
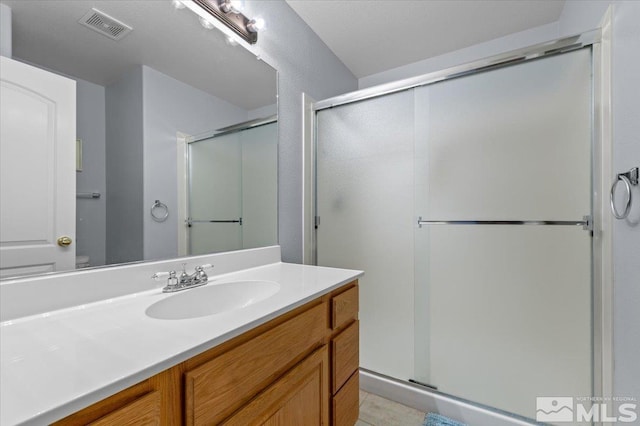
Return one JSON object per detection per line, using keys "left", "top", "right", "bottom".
{"left": 316, "top": 90, "right": 417, "bottom": 381}
{"left": 187, "top": 121, "right": 278, "bottom": 255}
{"left": 188, "top": 132, "right": 243, "bottom": 254}
{"left": 239, "top": 122, "right": 278, "bottom": 249}
{"left": 315, "top": 45, "right": 594, "bottom": 421}
{"left": 413, "top": 48, "right": 593, "bottom": 418}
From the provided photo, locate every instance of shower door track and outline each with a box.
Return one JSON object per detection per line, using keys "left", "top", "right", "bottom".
{"left": 313, "top": 31, "right": 600, "bottom": 112}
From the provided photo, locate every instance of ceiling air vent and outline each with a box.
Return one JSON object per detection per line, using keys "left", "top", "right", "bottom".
{"left": 78, "top": 8, "right": 133, "bottom": 41}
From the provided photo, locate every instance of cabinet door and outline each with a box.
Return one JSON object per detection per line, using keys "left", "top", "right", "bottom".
{"left": 223, "top": 346, "right": 329, "bottom": 426}
{"left": 333, "top": 372, "right": 359, "bottom": 426}
{"left": 185, "top": 303, "right": 326, "bottom": 425}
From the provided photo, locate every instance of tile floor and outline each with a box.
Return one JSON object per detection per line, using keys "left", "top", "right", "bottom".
{"left": 357, "top": 389, "right": 426, "bottom": 426}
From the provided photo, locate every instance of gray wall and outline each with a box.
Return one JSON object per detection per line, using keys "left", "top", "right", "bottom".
{"left": 242, "top": 0, "right": 359, "bottom": 263}
{"left": 76, "top": 79, "right": 106, "bottom": 267}
{"left": 105, "top": 67, "right": 144, "bottom": 264}
{"left": 0, "top": 3, "right": 11, "bottom": 58}
{"left": 610, "top": 0, "right": 640, "bottom": 406}
{"left": 358, "top": 21, "right": 560, "bottom": 89}
{"left": 610, "top": 0, "right": 640, "bottom": 403}
{"left": 142, "top": 65, "right": 248, "bottom": 261}
{"left": 556, "top": 0, "right": 640, "bottom": 406}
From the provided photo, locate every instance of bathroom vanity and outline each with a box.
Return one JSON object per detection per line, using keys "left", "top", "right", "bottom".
{"left": 0, "top": 247, "right": 363, "bottom": 425}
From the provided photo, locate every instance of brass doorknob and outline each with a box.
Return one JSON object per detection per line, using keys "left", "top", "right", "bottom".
{"left": 57, "top": 236, "right": 72, "bottom": 247}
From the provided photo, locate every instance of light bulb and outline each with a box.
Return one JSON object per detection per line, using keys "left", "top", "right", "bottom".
{"left": 199, "top": 16, "right": 215, "bottom": 30}
{"left": 220, "top": 0, "right": 244, "bottom": 13}
{"left": 225, "top": 35, "right": 239, "bottom": 47}
{"left": 229, "top": 0, "right": 244, "bottom": 12}
{"left": 247, "top": 17, "right": 265, "bottom": 33}
{"left": 171, "top": 0, "right": 186, "bottom": 9}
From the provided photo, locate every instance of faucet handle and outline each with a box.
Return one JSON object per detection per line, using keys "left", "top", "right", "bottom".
{"left": 179, "top": 263, "right": 190, "bottom": 278}
{"left": 196, "top": 263, "right": 214, "bottom": 271}
{"left": 152, "top": 271, "right": 178, "bottom": 285}
{"left": 194, "top": 264, "right": 213, "bottom": 283}
{"left": 152, "top": 271, "right": 170, "bottom": 280}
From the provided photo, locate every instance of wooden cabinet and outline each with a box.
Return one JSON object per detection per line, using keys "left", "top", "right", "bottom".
{"left": 53, "top": 371, "right": 173, "bottom": 426}
{"left": 332, "top": 321, "right": 359, "bottom": 394}
{"left": 184, "top": 303, "right": 327, "bottom": 425}
{"left": 332, "top": 372, "right": 359, "bottom": 426}
{"left": 223, "top": 346, "right": 329, "bottom": 426}
{"left": 329, "top": 285, "right": 360, "bottom": 426}
{"left": 54, "top": 280, "right": 359, "bottom": 425}
{"left": 331, "top": 285, "right": 358, "bottom": 330}
{"left": 88, "top": 391, "right": 161, "bottom": 426}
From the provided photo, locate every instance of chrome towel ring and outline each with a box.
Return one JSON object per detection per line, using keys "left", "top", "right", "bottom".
{"left": 610, "top": 167, "right": 638, "bottom": 219}
{"left": 151, "top": 200, "right": 169, "bottom": 222}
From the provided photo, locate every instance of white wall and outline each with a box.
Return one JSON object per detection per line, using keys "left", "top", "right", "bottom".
{"left": 75, "top": 79, "right": 106, "bottom": 267}
{"left": 142, "top": 66, "right": 248, "bottom": 261}
{"left": 557, "top": 0, "right": 611, "bottom": 36}
{"left": 358, "top": 22, "right": 559, "bottom": 89}
{"left": 248, "top": 103, "right": 277, "bottom": 120}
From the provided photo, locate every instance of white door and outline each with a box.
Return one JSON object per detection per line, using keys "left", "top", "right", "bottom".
{"left": 0, "top": 56, "right": 76, "bottom": 278}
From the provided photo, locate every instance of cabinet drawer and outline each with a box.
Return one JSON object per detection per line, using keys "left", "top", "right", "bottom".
{"left": 331, "top": 284, "right": 358, "bottom": 330}
{"left": 185, "top": 302, "right": 327, "bottom": 425}
{"left": 332, "top": 320, "right": 359, "bottom": 394}
{"left": 332, "top": 371, "right": 359, "bottom": 426}
{"left": 89, "top": 391, "right": 160, "bottom": 426}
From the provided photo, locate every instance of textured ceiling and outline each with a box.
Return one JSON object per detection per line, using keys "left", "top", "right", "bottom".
{"left": 3, "top": 0, "right": 276, "bottom": 110}
{"left": 286, "top": 0, "right": 566, "bottom": 78}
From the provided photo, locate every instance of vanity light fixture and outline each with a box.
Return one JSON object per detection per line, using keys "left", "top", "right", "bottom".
{"left": 219, "top": 0, "right": 244, "bottom": 14}
{"left": 190, "top": 0, "right": 262, "bottom": 44}
{"left": 225, "top": 35, "right": 239, "bottom": 47}
{"left": 247, "top": 17, "right": 265, "bottom": 33}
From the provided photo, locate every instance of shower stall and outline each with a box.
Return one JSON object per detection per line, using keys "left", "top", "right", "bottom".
{"left": 186, "top": 117, "right": 278, "bottom": 255}
{"left": 313, "top": 31, "right": 609, "bottom": 423}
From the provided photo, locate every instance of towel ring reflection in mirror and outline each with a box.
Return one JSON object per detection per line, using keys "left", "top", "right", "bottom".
{"left": 151, "top": 200, "right": 169, "bottom": 222}
{"left": 610, "top": 167, "right": 638, "bottom": 219}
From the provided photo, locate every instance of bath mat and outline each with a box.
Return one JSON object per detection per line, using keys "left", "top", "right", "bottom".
{"left": 423, "top": 412, "right": 467, "bottom": 426}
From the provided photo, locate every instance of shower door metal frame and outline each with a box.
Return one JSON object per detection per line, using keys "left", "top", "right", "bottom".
{"left": 310, "top": 27, "right": 613, "bottom": 413}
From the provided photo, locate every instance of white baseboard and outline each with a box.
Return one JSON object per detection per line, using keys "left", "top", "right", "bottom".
{"left": 359, "top": 369, "right": 536, "bottom": 426}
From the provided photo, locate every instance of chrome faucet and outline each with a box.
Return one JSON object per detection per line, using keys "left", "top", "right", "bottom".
{"left": 152, "top": 263, "right": 214, "bottom": 293}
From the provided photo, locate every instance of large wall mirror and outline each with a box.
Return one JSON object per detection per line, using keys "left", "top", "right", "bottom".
{"left": 0, "top": 0, "right": 278, "bottom": 279}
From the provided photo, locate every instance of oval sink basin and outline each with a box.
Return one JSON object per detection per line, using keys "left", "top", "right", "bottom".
{"left": 146, "top": 280, "right": 280, "bottom": 320}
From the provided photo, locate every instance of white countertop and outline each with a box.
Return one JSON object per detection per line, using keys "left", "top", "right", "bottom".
{"left": 0, "top": 261, "right": 362, "bottom": 425}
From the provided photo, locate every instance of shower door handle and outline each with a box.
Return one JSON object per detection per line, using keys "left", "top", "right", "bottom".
{"left": 417, "top": 216, "right": 592, "bottom": 231}
{"left": 187, "top": 218, "right": 243, "bottom": 227}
